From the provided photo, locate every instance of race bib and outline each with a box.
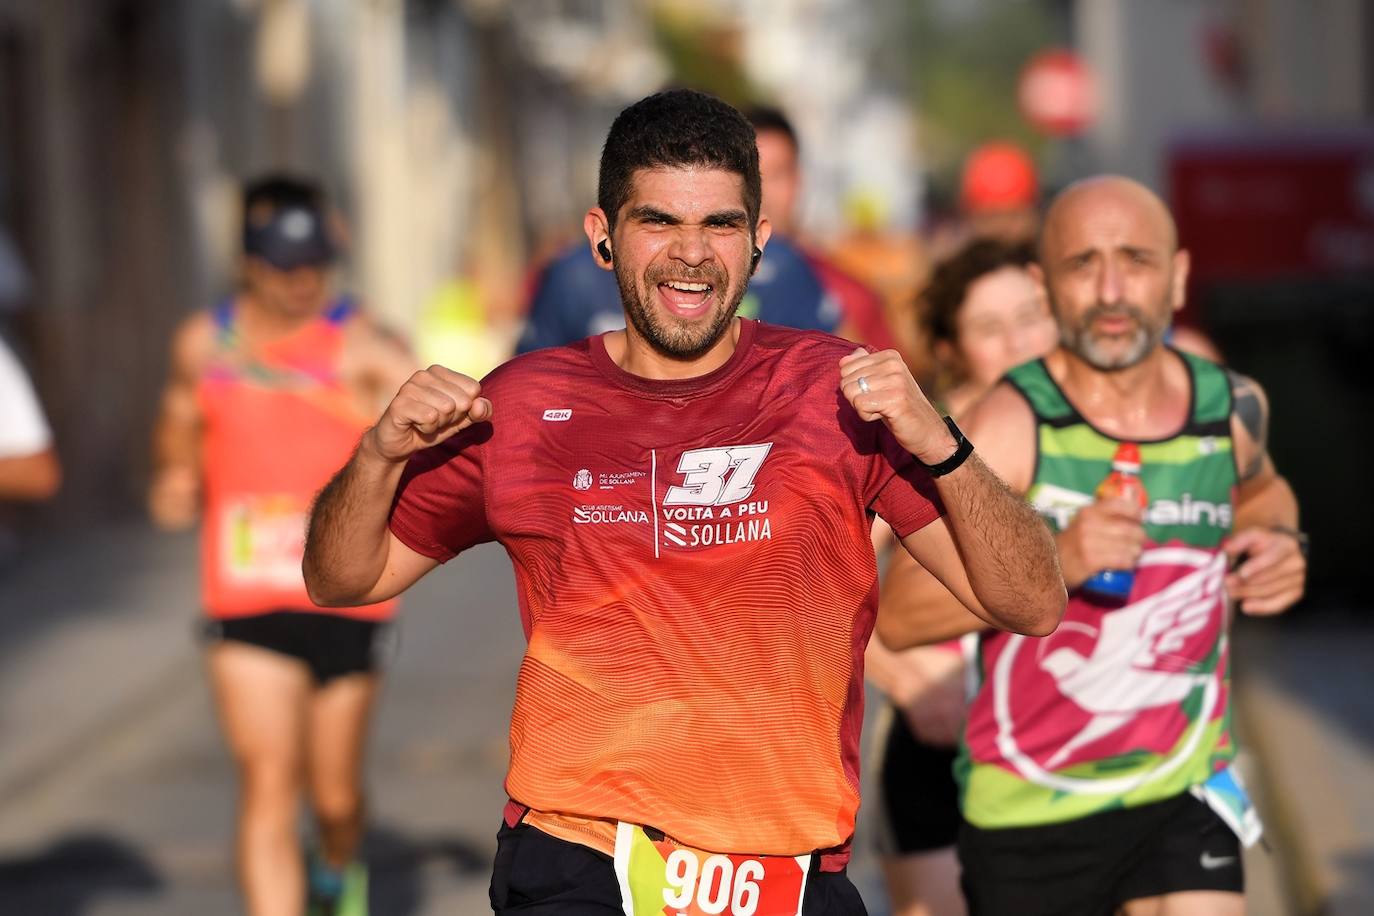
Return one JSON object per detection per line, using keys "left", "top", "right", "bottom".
{"left": 613, "top": 822, "right": 809, "bottom": 916}
{"left": 1190, "top": 764, "right": 1263, "bottom": 848}
{"left": 220, "top": 495, "right": 309, "bottom": 589}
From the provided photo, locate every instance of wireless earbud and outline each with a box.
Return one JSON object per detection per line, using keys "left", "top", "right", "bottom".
{"left": 751, "top": 247, "right": 762, "bottom": 269}
{"left": 597, "top": 240, "right": 612, "bottom": 263}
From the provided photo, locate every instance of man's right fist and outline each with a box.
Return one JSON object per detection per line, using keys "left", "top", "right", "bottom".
{"left": 1055, "top": 498, "right": 1146, "bottom": 590}
{"left": 365, "top": 365, "right": 492, "bottom": 463}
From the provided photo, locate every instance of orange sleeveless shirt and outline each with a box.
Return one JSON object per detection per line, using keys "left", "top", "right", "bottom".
{"left": 198, "top": 296, "right": 396, "bottom": 621}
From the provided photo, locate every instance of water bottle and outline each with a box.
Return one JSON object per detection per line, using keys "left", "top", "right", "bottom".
{"left": 1082, "top": 442, "right": 1148, "bottom": 603}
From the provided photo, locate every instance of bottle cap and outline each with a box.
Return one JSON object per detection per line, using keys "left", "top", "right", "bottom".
{"left": 1112, "top": 442, "right": 1142, "bottom": 474}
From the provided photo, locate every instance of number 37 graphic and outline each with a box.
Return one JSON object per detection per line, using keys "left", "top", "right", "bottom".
{"left": 663, "top": 443, "right": 773, "bottom": 508}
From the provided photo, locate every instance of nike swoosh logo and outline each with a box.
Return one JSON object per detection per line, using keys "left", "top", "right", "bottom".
{"left": 1200, "top": 852, "right": 1237, "bottom": 870}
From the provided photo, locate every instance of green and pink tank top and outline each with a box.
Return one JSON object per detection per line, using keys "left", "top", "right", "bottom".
{"left": 957, "top": 350, "right": 1239, "bottom": 829}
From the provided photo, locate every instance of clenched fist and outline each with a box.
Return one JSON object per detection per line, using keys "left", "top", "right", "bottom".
{"left": 839, "top": 348, "right": 955, "bottom": 464}
{"left": 1056, "top": 498, "right": 1146, "bottom": 590}
{"left": 364, "top": 365, "right": 492, "bottom": 463}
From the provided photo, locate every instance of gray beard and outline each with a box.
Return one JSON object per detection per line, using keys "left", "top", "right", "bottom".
{"left": 1060, "top": 304, "right": 1167, "bottom": 371}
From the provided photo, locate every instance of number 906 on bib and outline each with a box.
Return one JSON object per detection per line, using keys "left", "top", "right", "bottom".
{"left": 613, "top": 822, "right": 810, "bottom": 916}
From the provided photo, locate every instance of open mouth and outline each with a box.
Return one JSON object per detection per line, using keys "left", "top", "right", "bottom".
{"left": 656, "top": 279, "right": 714, "bottom": 317}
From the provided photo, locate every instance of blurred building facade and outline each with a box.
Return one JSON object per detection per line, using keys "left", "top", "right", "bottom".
{"left": 0, "top": 0, "right": 537, "bottom": 522}
{"left": 1076, "top": 0, "right": 1373, "bottom": 187}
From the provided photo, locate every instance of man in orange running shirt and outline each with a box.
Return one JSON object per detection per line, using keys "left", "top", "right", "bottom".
{"left": 303, "top": 91, "right": 1065, "bottom": 915}
{"left": 151, "top": 175, "right": 413, "bottom": 916}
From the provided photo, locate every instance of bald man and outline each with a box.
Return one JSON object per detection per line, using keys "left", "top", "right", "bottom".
{"left": 875, "top": 176, "right": 1305, "bottom": 915}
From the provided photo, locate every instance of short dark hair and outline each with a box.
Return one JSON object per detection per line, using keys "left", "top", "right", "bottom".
{"left": 243, "top": 174, "right": 325, "bottom": 227}
{"left": 597, "top": 89, "right": 761, "bottom": 232}
{"left": 923, "top": 238, "right": 1035, "bottom": 344}
{"left": 744, "top": 105, "right": 798, "bottom": 153}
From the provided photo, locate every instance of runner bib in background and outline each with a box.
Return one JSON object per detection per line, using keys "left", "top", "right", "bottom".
{"left": 1190, "top": 764, "right": 1263, "bottom": 848}
{"left": 613, "top": 822, "right": 810, "bottom": 916}
{"left": 220, "top": 494, "right": 308, "bottom": 588}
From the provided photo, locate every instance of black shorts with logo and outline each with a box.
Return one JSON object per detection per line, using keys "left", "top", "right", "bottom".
{"left": 958, "top": 792, "right": 1243, "bottom": 916}
{"left": 489, "top": 820, "right": 869, "bottom": 915}
{"left": 876, "top": 705, "right": 962, "bottom": 854}
{"left": 201, "top": 610, "right": 392, "bottom": 685}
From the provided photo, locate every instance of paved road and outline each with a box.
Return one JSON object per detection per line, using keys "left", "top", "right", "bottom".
{"left": 1233, "top": 609, "right": 1374, "bottom": 915}
{"left": 0, "top": 525, "right": 520, "bottom": 914}
{"left": 0, "top": 522, "right": 1365, "bottom": 914}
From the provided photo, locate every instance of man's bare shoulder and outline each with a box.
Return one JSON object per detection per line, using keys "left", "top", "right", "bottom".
{"left": 340, "top": 309, "right": 408, "bottom": 353}
{"left": 339, "top": 309, "right": 415, "bottom": 390}
{"left": 168, "top": 311, "right": 218, "bottom": 377}
{"left": 959, "top": 379, "right": 1034, "bottom": 430}
{"left": 960, "top": 381, "right": 1037, "bottom": 493}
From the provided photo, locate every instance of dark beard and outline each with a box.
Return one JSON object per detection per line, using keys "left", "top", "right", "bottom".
{"left": 614, "top": 262, "right": 747, "bottom": 361}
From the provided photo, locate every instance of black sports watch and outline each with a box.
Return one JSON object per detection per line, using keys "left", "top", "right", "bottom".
{"left": 919, "top": 416, "right": 974, "bottom": 478}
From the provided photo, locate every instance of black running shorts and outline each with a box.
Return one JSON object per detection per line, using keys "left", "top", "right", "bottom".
{"left": 876, "top": 705, "right": 962, "bottom": 854}
{"left": 958, "top": 792, "right": 1243, "bottom": 916}
{"left": 489, "top": 820, "right": 870, "bottom": 915}
{"left": 202, "top": 610, "right": 391, "bottom": 685}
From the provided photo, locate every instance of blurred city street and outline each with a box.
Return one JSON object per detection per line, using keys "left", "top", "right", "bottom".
{"left": 0, "top": 522, "right": 1368, "bottom": 914}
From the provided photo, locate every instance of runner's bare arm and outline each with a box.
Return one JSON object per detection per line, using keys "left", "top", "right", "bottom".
{"left": 841, "top": 352, "right": 1063, "bottom": 644}
{"left": 876, "top": 536, "right": 988, "bottom": 647}
{"left": 149, "top": 314, "right": 213, "bottom": 529}
{"left": 875, "top": 382, "right": 1042, "bottom": 648}
{"left": 0, "top": 450, "right": 60, "bottom": 500}
{"left": 891, "top": 467, "right": 1061, "bottom": 643}
{"left": 303, "top": 364, "right": 491, "bottom": 606}
{"left": 303, "top": 451, "right": 438, "bottom": 605}
{"left": 1223, "top": 371, "right": 1304, "bottom": 615}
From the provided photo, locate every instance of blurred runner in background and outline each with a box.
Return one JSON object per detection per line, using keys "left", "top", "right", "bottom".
{"left": 150, "top": 175, "right": 414, "bottom": 916}
{"left": 939, "top": 143, "right": 1219, "bottom": 364}
{"left": 958, "top": 142, "right": 1041, "bottom": 246}
{"left": 828, "top": 190, "right": 932, "bottom": 378}
{"left": 745, "top": 106, "right": 895, "bottom": 349}
{"left": 924, "top": 142, "right": 1043, "bottom": 269}
{"left": 514, "top": 239, "right": 625, "bottom": 354}
{"left": 0, "top": 334, "right": 61, "bottom": 505}
{"left": 877, "top": 176, "right": 1306, "bottom": 916}
{"left": 515, "top": 105, "right": 895, "bottom": 354}
{"left": 0, "top": 227, "right": 60, "bottom": 565}
{"left": 869, "top": 238, "right": 1057, "bottom": 916}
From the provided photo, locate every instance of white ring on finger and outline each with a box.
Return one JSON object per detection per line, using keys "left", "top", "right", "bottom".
{"left": 857, "top": 376, "right": 871, "bottom": 395}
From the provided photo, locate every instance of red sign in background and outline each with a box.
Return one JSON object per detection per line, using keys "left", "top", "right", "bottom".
{"left": 1018, "top": 49, "right": 1098, "bottom": 137}
{"left": 1170, "top": 129, "right": 1374, "bottom": 284}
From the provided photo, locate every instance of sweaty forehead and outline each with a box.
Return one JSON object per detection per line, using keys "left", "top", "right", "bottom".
{"left": 624, "top": 166, "right": 748, "bottom": 212}
{"left": 1042, "top": 179, "right": 1177, "bottom": 257}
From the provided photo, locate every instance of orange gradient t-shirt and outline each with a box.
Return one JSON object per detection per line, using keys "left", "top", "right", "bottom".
{"left": 388, "top": 319, "right": 942, "bottom": 857}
